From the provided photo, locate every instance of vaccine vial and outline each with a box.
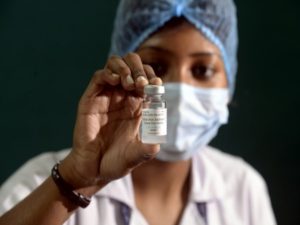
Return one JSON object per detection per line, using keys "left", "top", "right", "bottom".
{"left": 141, "top": 85, "right": 167, "bottom": 144}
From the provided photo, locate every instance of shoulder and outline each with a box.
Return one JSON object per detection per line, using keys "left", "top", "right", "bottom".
{"left": 201, "top": 146, "right": 267, "bottom": 187}
{"left": 203, "top": 146, "right": 264, "bottom": 181}
{"left": 194, "top": 146, "right": 276, "bottom": 224}
{"left": 0, "top": 149, "right": 70, "bottom": 215}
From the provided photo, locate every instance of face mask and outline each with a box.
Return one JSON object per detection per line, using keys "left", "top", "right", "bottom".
{"left": 156, "top": 83, "right": 230, "bottom": 161}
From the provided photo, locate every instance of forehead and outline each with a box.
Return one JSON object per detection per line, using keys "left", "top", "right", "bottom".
{"left": 138, "top": 18, "right": 220, "bottom": 55}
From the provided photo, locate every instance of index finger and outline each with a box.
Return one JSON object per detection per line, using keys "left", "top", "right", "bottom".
{"left": 82, "top": 69, "right": 120, "bottom": 99}
{"left": 143, "top": 64, "right": 163, "bottom": 85}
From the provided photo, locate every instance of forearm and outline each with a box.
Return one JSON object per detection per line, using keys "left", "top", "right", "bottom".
{"left": 0, "top": 156, "right": 107, "bottom": 225}
{"left": 0, "top": 177, "right": 77, "bottom": 225}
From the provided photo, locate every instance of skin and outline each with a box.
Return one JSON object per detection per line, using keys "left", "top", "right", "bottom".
{"left": 0, "top": 19, "right": 227, "bottom": 225}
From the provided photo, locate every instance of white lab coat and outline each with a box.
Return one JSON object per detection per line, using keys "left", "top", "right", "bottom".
{"left": 0, "top": 146, "right": 276, "bottom": 225}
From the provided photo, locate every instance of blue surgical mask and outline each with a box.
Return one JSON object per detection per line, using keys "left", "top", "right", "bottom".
{"left": 156, "top": 83, "right": 230, "bottom": 161}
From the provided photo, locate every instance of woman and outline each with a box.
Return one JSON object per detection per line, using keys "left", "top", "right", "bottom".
{"left": 0, "top": 0, "right": 276, "bottom": 224}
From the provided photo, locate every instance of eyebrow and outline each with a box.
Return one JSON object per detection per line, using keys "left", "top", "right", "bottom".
{"left": 137, "top": 46, "right": 221, "bottom": 58}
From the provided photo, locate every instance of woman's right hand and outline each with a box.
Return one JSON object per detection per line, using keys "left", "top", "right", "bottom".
{"left": 59, "top": 53, "right": 162, "bottom": 194}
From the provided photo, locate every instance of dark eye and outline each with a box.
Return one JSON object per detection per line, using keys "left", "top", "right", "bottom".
{"left": 192, "top": 65, "right": 215, "bottom": 80}
{"left": 148, "top": 63, "right": 167, "bottom": 77}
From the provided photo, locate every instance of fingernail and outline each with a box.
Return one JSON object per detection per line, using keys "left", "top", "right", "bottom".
{"left": 112, "top": 73, "right": 120, "bottom": 79}
{"left": 126, "top": 75, "right": 134, "bottom": 85}
{"left": 137, "top": 76, "right": 149, "bottom": 85}
{"left": 150, "top": 77, "right": 162, "bottom": 85}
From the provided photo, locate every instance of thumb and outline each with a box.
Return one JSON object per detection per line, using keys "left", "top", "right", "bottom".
{"left": 126, "top": 142, "right": 160, "bottom": 169}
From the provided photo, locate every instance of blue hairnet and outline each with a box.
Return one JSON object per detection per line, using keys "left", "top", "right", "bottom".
{"left": 109, "top": 0, "right": 238, "bottom": 95}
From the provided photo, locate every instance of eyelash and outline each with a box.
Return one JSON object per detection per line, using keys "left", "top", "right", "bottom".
{"left": 146, "top": 62, "right": 216, "bottom": 80}
{"left": 191, "top": 65, "right": 215, "bottom": 80}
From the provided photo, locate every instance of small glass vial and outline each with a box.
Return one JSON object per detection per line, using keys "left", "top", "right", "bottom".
{"left": 141, "top": 85, "right": 167, "bottom": 144}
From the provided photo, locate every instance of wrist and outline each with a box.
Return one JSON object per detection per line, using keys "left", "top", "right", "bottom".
{"left": 52, "top": 163, "right": 91, "bottom": 208}
{"left": 58, "top": 154, "right": 107, "bottom": 197}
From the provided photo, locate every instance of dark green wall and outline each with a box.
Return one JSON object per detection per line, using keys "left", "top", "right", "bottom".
{"left": 0, "top": 0, "right": 299, "bottom": 224}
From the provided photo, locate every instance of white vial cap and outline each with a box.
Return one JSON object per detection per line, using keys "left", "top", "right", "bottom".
{"left": 144, "top": 85, "right": 165, "bottom": 94}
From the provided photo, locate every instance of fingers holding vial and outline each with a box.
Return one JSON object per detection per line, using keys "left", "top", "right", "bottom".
{"left": 105, "top": 53, "right": 162, "bottom": 93}
{"left": 105, "top": 53, "right": 166, "bottom": 144}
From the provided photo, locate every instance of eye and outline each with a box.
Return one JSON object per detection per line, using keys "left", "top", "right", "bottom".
{"left": 148, "top": 63, "right": 167, "bottom": 77}
{"left": 191, "top": 64, "right": 215, "bottom": 80}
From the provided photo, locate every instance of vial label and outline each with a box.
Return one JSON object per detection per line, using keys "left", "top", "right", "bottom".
{"left": 142, "top": 108, "right": 167, "bottom": 136}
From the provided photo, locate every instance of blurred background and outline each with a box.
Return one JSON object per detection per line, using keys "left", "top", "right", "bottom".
{"left": 0, "top": 0, "right": 299, "bottom": 224}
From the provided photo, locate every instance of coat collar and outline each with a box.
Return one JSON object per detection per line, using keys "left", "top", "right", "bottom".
{"left": 189, "top": 146, "right": 225, "bottom": 202}
{"left": 95, "top": 146, "right": 226, "bottom": 207}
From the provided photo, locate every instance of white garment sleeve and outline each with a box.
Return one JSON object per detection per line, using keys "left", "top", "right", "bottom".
{"left": 243, "top": 166, "right": 277, "bottom": 225}
{"left": 0, "top": 150, "right": 70, "bottom": 217}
